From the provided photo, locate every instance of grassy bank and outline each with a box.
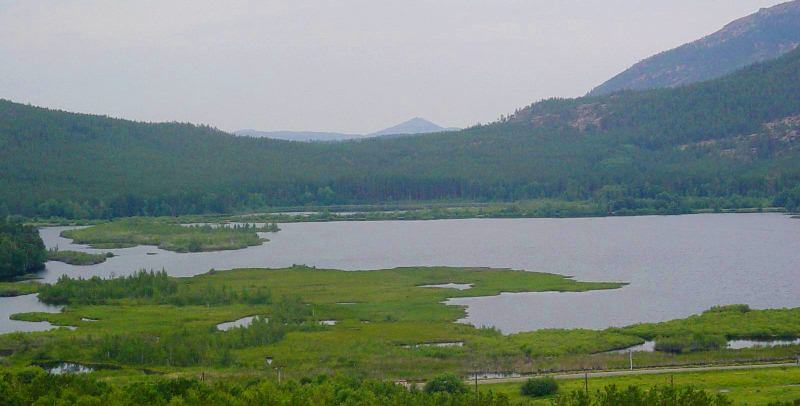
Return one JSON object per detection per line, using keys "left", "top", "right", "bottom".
{"left": 25, "top": 197, "right": 783, "bottom": 227}
{"left": 225, "top": 200, "right": 782, "bottom": 225}
{"left": 0, "top": 281, "right": 39, "bottom": 297}
{"left": 60, "top": 218, "right": 271, "bottom": 252}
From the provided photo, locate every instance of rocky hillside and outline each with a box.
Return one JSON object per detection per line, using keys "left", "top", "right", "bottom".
{"left": 588, "top": 0, "right": 800, "bottom": 96}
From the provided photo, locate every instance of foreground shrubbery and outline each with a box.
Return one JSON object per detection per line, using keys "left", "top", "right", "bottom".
{"left": 520, "top": 376, "right": 558, "bottom": 397}
{"left": 423, "top": 373, "right": 468, "bottom": 394}
{"left": 0, "top": 370, "right": 513, "bottom": 406}
{"left": 553, "top": 384, "right": 733, "bottom": 406}
{"left": 0, "top": 369, "right": 737, "bottom": 406}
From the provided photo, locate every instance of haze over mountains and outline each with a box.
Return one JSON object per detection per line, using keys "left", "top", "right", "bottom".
{"left": 589, "top": 0, "right": 800, "bottom": 96}
{"left": 236, "top": 117, "right": 457, "bottom": 142}
{"left": 2, "top": 4, "right": 800, "bottom": 218}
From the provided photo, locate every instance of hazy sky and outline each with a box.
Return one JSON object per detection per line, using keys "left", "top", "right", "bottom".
{"left": 0, "top": 0, "right": 787, "bottom": 133}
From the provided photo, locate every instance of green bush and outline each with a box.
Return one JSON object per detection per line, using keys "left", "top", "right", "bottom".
{"left": 423, "top": 373, "right": 468, "bottom": 394}
{"left": 704, "top": 304, "right": 751, "bottom": 314}
{"left": 521, "top": 376, "right": 559, "bottom": 397}
{"left": 654, "top": 334, "right": 727, "bottom": 354}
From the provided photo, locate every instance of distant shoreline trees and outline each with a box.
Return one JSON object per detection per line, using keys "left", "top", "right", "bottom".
{"left": 0, "top": 217, "right": 46, "bottom": 280}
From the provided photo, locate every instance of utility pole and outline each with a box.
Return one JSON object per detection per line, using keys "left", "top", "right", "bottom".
{"left": 584, "top": 372, "right": 588, "bottom": 394}
{"left": 629, "top": 351, "right": 633, "bottom": 370}
{"left": 472, "top": 362, "right": 479, "bottom": 393}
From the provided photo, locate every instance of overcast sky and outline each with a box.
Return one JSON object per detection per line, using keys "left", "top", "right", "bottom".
{"left": 0, "top": 0, "right": 788, "bottom": 133}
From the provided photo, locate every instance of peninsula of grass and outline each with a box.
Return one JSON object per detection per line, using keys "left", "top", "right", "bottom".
{"left": 3, "top": 266, "right": 799, "bottom": 383}
{"left": 0, "top": 281, "right": 39, "bottom": 297}
{"left": 2, "top": 266, "right": 631, "bottom": 378}
{"left": 60, "top": 218, "right": 267, "bottom": 252}
{"left": 47, "top": 249, "right": 113, "bottom": 265}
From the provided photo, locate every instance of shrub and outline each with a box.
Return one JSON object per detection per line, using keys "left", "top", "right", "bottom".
{"left": 521, "top": 376, "right": 558, "bottom": 397}
{"left": 704, "top": 304, "right": 751, "bottom": 314}
{"left": 423, "top": 373, "right": 468, "bottom": 394}
{"left": 655, "top": 334, "right": 727, "bottom": 353}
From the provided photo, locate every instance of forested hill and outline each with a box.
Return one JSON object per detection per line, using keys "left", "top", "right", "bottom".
{"left": 2, "top": 48, "right": 800, "bottom": 218}
{"left": 588, "top": 0, "right": 800, "bottom": 96}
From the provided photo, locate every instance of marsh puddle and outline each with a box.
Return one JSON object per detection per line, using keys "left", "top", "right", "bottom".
{"left": 37, "top": 362, "right": 103, "bottom": 375}
{"left": 402, "top": 341, "right": 464, "bottom": 349}
{"left": 216, "top": 316, "right": 267, "bottom": 331}
{"left": 605, "top": 341, "right": 656, "bottom": 353}
{"left": 607, "top": 338, "right": 800, "bottom": 354}
{"left": 419, "top": 283, "right": 473, "bottom": 290}
{"left": 727, "top": 338, "right": 800, "bottom": 349}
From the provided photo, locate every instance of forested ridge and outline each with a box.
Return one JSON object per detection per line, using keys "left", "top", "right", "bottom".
{"left": 2, "top": 49, "right": 800, "bottom": 218}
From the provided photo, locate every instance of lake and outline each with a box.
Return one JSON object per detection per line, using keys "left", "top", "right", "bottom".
{"left": 2, "top": 213, "right": 799, "bottom": 334}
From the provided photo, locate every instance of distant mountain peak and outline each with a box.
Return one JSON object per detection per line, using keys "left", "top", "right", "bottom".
{"left": 369, "top": 117, "right": 457, "bottom": 137}
{"left": 236, "top": 117, "right": 457, "bottom": 141}
{"left": 588, "top": 0, "right": 800, "bottom": 96}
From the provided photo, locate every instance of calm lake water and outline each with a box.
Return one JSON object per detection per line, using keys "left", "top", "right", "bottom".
{"left": 2, "top": 213, "right": 799, "bottom": 334}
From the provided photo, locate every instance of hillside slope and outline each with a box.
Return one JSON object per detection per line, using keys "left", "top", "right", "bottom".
{"left": 588, "top": 1, "right": 800, "bottom": 96}
{"left": 2, "top": 50, "right": 800, "bottom": 218}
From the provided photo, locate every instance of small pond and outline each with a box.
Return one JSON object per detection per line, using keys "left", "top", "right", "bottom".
{"left": 609, "top": 338, "right": 800, "bottom": 354}
{"left": 216, "top": 316, "right": 268, "bottom": 331}
{"left": 419, "top": 283, "right": 473, "bottom": 290}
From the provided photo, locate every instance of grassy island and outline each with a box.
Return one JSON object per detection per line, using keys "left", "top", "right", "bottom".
{"left": 60, "top": 219, "right": 273, "bottom": 252}
{"left": 47, "top": 249, "right": 114, "bottom": 265}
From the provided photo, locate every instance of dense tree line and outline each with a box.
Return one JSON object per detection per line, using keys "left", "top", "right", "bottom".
{"left": 0, "top": 218, "right": 46, "bottom": 280}
{"left": 2, "top": 49, "right": 800, "bottom": 219}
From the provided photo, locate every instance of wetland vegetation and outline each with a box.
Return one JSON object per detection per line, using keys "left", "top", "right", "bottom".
{"left": 0, "top": 281, "right": 39, "bottom": 297}
{"left": 47, "top": 249, "right": 114, "bottom": 265}
{"left": 60, "top": 219, "right": 274, "bottom": 252}
{"left": 3, "top": 266, "right": 799, "bottom": 385}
